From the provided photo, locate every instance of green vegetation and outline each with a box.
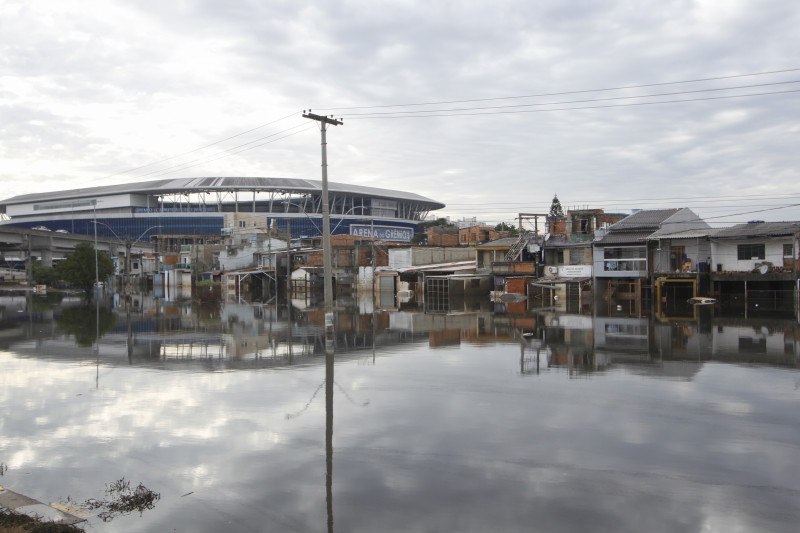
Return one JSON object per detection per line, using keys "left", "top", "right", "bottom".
{"left": 494, "top": 222, "right": 519, "bottom": 237}
{"left": 56, "top": 306, "right": 117, "bottom": 347}
{"left": 56, "top": 243, "right": 114, "bottom": 298}
{"left": 412, "top": 217, "right": 456, "bottom": 244}
{"left": 0, "top": 508, "right": 84, "bottom": 532}
{"left": 31, "top": 261, "right": 60, "bottom": 287}
{"left": 549, "top": 194, "right": 565, "bottom": 218}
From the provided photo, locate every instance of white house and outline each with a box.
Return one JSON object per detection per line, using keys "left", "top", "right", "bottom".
{"left": 219, "top": 236, "right": 288, "bottom": 271}
{"left": 593, "top": 208, "right": 709, "bottom": 280}
{"left": 710, "top": 221, "right": 800, "bottom": 273}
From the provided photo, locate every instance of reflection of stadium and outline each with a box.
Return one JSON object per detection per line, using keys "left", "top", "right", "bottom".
{"left": 0, "top": 177, "right": 445, "bottom": 248}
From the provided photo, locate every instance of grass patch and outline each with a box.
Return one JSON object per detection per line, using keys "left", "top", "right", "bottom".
{"left": 0, "top": 509, "right": 83, "bottom": 533}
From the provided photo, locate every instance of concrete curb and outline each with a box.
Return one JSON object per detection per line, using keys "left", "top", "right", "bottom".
{"left": 0, "top": 484, "right": 86, "bottom": 525}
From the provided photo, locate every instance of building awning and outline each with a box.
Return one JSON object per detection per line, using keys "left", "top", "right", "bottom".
{"left": 596, "top": 231, "right": 653, "bottom": 245}
{"left": 391, "top": 261, "right": 477, "bottom": 274}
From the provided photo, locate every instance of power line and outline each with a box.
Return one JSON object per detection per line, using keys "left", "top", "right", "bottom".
{"left": 142, "top": 123, "right": 317, "bottom": 179}
{"left": 446, "top": 192, "right": 800, "bottom": 206}
{"left": 338, "top": 80, "right": 800, "bottom": 117}
{"left": 317, "top": 68, "right": 800, "bottom": 111}
{"left": 342, "top": 89, "right": 800, "bottom": 119}
{"left": 133, "top": 120, "right": 311, "bottom": 180}
{"left": 92, "top": 111, "right": 301, "bottom": 182}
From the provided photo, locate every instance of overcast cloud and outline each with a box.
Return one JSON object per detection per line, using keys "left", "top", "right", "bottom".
{"left": 2, "top": 0, "right": 799, "bottom": 225}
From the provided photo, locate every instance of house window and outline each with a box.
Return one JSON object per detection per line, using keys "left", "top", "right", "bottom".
{"left": 737, "top": 243, "right": 765, "bottom": 260}
{"left": 784, "top": 244, "right": 794, "bottom": 258}
{"left": 738, "top": 337, "right": 766, "bottom": 353}
{"left": 556, "top": 250, "right": 564, "bottom": 264}
{"left": 238, "top": 220, "right": 246, "bottom": 228}
{"left": 603, "top": 246, "right": 646, "bottom": 272}
{"left": 132, "top": 262, "right": 139, "bottom": 270}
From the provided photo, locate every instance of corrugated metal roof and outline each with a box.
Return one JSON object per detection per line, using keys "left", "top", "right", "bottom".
{"left": 0, "top": 177, "right": 445, "bottom": 209}
{"left": 476, "top": 237, "right": 518, "bottom": 248}
{"left": 713, "top": 221, "right": 800, "bottom": 238}
{"left": 646, "top": 228, "right": 721, "bottom": 240}
{"left": 596, "top": 230, "right": 653, "bottom": 245}
{"left": 543, "top": 240, "right": 593, "bottom": 249}
{"left": 609, "top": 209, "right": 679, "bottom": 231}
{"left": 388, "top": 261, "right": 477, "bottom": 274}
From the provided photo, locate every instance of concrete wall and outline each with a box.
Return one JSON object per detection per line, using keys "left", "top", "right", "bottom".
{"left": 710, "top": 238, "right": 794, "bottom": 272}
{"left": 219, "top": 237, "right": 287, "bottom": 271}
{"left": 389, "top": 247, "right": 475, "bottom": 268}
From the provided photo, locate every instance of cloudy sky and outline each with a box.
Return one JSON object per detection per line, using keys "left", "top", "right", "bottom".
{"left": 2, "top": 0, "right": 799, "bottom": 226}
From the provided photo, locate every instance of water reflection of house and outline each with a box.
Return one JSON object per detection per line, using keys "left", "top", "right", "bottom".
{"left": 594, "top": 315, "right": 651, "bottom": 358}
{"left": 709, "top": 321, "right": 798, "bottom": 366}
{"left": 533, "top": 312, "right": 599, "bottom": 375}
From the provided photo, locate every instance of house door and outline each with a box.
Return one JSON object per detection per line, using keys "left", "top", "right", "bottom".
{"left": 784, "top": 244, "right": 795, "bottom": 270}
{"left": 670, "top": 246, "right": 686, "bottom": 272}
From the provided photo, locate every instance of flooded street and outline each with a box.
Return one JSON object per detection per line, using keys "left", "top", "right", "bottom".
{"left": 1, "top": 291, "right": 800, "bottom": 532}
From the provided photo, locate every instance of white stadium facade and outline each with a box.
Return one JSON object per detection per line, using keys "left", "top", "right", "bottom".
{"left": 0, "top": 177, "right": 445, "bottom": 250}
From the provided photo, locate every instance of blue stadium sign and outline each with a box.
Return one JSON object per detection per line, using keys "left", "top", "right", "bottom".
{"left": 350, "top": 225, "right": 413, "bottom": 242}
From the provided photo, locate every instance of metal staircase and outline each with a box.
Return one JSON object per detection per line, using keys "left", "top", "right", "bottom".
{"left": 504, "top": 233, "right": 531, "bottom": 262}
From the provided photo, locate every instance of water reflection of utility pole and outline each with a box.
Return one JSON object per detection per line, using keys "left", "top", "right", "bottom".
{"left": 286, "top": 219, "right": 291, "bottom": 301}
{"left": 126, "top": 308, "right": 133, "bottom": 364}
{"left": 287, "top": 296, "right": 293, "bottom": 364}
{"left": 325, "top": 342, "right": 334, "bottom": 533}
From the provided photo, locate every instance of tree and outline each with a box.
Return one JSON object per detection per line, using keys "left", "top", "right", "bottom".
{"left": 413, "top": 217, "right": 455, "bottom": 244}
{"left": 56, "top": 242, "right": 115, "bottom": 298}
{"left": 416, "top": 217, "right": 454, "bottom": 231}
{"left": 549, "top": 194, "right": 565, "bottom": 218}
{"left": 32, "top": 261, "right": 61, "bottom": 286}
{"left": 494, "top": 222, "right": 519, "bottom": 237}
{"left": 57, "top": 305, "right": 117, "bottom": 346}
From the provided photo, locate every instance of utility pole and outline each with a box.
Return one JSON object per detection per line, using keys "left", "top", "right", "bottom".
{"left": 303, "top": 111, "right": 343, "bottom": 329}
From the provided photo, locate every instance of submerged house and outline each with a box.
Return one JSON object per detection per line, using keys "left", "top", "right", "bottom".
{"left": 593, "top": 208, "right": 709, "bottom": 301}
{"left": 708, "top": 221, "right": 800, "bottom": 308}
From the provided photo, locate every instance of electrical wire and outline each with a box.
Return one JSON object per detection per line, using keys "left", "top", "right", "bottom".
{"left": 91, "top": 111, "right": 301, "bottom": 182}
{"left": 91, "top": 68, "right": 800, "bottom": 183}
{"left": 341, "top": 89, "right": 800, "bottom": 119}
{"left": 338, "top": 80, "right": 800, "bottom": 117}
{"left": 437, "top": 201, "right": 800, "bottom": 226}
{"left": 143, "top": 123, "right": 317, "bottom": 179}
{"left": 446, "top": 193, "right": 800, "bottom": 206}
{"left": 317, "top": 68, "right": 800, "bottom": 111}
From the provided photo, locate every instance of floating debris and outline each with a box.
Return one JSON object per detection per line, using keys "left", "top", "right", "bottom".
{"left": 68, "top": 477, "right": 160, "bottom": 523}
{"left": 687, "top": 297, "right": 717, "bottom": 305}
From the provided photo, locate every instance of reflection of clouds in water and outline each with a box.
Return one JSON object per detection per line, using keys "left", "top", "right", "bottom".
{"left": 3, "top": 337, "right": 800, "bottom": 532}
{"left": 0, "top": 352, "right": 321, "bottom": 495}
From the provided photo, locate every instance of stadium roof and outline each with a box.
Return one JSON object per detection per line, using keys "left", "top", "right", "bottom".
{"left": 0, "top": 177, "right": 445, "bottom": 210}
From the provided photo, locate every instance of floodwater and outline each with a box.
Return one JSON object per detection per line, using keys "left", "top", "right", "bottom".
{"left": 1, "top": 290, "right": 799, "bottom": 532}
